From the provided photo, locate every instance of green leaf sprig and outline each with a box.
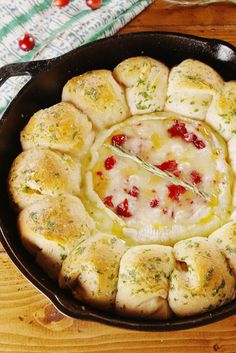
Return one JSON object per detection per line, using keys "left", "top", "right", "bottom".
{"left": 104, "top": 143, "right": 210, "bottom": 201}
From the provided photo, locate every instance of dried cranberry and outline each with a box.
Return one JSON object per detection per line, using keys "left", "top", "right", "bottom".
{"left": 128, "top": 186, "right": 139, "bottom": 198}
{"left": 150, "top": 199, "right": 159, "bottom": 208}
{"left": 167, "top": 184, "right": 186, "bottom": 202}
{"left": 190, "top": 170, "right": 202, "bottom": 184}
{"left": 104, "top": 156, "right": 116, "bottom": 170}
{"left": 116, "top": 198, "right": 132, "bottom": 217}
{"left": 183, "top": 132, "right": 205, "bottom": 149}
{"left": 96, "top": 171, "right": 103, "bottom": 177}
{"left": 194, "top": 139, "right": 206, "bottom": 149}
{"left": 168, "top": 120, "right": 187, "bottom": 137}
{"left": 156, "top": 160, "right": 180, "bottom": 177}
{"left": 111, "top": 134, "right": 127, "bottom": 146}
{"left": 168, "top": 120, "right": 206, "bottom": 150}
{"left": 183, "top": 132, "right": 197, "bottom": 142}
{"left": 103, "top": 195, "right": 114, "bottom": 208}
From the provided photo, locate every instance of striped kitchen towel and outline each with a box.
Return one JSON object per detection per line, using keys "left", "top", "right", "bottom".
{"left": 0, "top": 0, "right": 154, "bottom": 117}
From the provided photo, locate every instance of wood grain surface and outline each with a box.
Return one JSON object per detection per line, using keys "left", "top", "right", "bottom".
{"left": 120, "top": 0, "right": 236, "bottom": 45}
{"left": 1, "top": 1, "right": 236, "bottom": 352}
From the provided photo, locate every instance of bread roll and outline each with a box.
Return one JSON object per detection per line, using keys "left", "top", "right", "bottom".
{"left": 116, "top": 245, "right": 175, "bottom": 319}
{"left": 8, "top": 148, "right": 80, "bottom": 209}
{"left": 165, "top": 59, "right": 223, "bottom": 119}
{"left": 18, "top": 194, "right": 94, "bottom": 278}
{"left": 59, "top": 233, "right": 127, "bottom": 310}
{"left": 232, "top": 182, "right": 236, "bottom": 207}
{"left": 209, "top": 222, "right": 236, "bottom": 277}
{"left": 62, "top": 70, "right": 130, "bottom": 130}
{"left": 168, "top": 237, "right": 235, "bottom": 317}
{"left": 228, "top": 136, "right": 236, "bottom": 173}
{"left": 206, "top": 81, "right": 236, "bottom": 140}
{"left": 113, "top": 56, "right": 169, "bottom": 115}
{"left": 20, "top": 102, "right": 94, "bottom": 158}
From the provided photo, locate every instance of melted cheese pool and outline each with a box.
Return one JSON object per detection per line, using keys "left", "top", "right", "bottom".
{"left": 85, "top": 114, "right": 233, "bottom": 245}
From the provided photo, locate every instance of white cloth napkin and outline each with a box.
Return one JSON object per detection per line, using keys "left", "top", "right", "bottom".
{"left": 0, "top": 0, "right": 154, "bottom": 116}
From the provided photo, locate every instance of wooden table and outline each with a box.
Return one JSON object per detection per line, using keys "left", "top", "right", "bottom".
{"left": 1, "top": 1, "right": 236, "bottom": 352}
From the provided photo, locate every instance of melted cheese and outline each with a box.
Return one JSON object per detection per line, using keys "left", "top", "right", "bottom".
{"left": 86, "top": 114, "right": 232, "bottom": 245}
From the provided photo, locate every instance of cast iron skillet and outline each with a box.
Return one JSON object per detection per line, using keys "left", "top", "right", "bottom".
{"left": 0, "top": 32, "right": 236, "bottom": 331}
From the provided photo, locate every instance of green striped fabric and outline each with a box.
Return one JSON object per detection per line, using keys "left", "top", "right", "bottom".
{"left": 0, "top": 0, "right": 154, "bottom": 116}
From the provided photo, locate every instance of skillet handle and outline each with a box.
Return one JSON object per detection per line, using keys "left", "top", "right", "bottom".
{"left": 0, "top": 60, "right": 52, "bottom": 88}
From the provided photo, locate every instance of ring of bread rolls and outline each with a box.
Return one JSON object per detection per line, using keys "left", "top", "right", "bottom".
{"left": 8, "top": 57, "right": 236, "bottom": 320}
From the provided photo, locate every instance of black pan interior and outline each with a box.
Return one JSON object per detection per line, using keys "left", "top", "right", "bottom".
{"left": 0, "top": 32, "right": 236, "bottom": 330}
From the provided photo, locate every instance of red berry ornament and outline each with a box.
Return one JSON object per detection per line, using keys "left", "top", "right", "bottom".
{"left": 86, "top": 0, "right": 102, "bottom": 9}
{"left": 18, "top": 33, "right": 35, "bottom": 52}
{"left": 52, "top": 0, "right": 70, "bottom": 6}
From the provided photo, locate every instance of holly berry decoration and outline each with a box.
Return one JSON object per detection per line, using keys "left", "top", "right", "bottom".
{"left": 52, "top": 0, "right": 70, "bottom": 7}
{"left": 86, "top": 0, "right": 102, "bottom": 9}
{"left": 18, "top": 33, "right": 35, "bottom": 52}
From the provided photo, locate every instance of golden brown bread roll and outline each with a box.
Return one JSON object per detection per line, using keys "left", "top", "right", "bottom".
{"left": 59, "top": 233, "right": 127, "bottom": 310}
{"left": 8, "top": 148, "right": 81, "bottom": 209}
{"left": 116, "top": 245, "right": 175, "bottom": 319}
{"left": 209, "top": 222, "right": 236, "bottom": 277}
{"left": 20, "top": 102, "right": 94, "bottom": 158}
{"left": 18, "top": 194, "right": 94, "bottom": 278}
{"left": 206, "top": 81, "right": 236, "bottom": 141}
{"left": 62, "top": 70, "right": 130, "bottom": 130}
{"left": 228, "top": 136, "right": 236, "bottom": 174}
{"left": 165, "top": 59, "right": 223, "bottom": 119}
{"left": 113, "top": 56, "right": 169, "bottom": 115}
{"left": 168, "top": 237, "right": 235, "bottom": 317}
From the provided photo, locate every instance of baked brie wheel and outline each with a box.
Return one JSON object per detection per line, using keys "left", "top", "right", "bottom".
{"left": 86, "top": 113, "right": 232, "bottom": 245}
{"left": 9, "top": 56, "right": 236, "bottom": 320}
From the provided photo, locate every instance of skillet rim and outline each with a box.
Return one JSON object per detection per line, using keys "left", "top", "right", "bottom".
{"left": 1, "top": 31, "right": 236, "bottom": 331}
